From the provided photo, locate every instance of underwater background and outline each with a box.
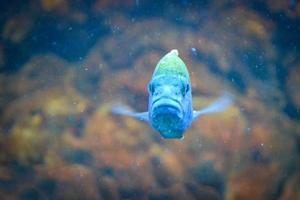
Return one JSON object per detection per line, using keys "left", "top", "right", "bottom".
{"left": 0, "top": 0, "right": 300, "bottom": 199}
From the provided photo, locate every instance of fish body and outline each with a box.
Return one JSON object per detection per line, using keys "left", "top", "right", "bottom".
{"left": 147, "top": 49, "right": 193, "bottom": 138}
{"left": 112, "top": 49, "right": 233, "bottom": 139}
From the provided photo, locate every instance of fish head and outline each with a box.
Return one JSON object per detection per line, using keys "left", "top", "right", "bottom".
{"left": 148, "top": 49, "right": 193, "bottom": 138}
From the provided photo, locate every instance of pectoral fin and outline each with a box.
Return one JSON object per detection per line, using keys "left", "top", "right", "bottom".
{"left": 192, "top": 92, "right": 233, "bottom": 121}
{"left": 112, "top": 104, "right": 149, "bottom": 122}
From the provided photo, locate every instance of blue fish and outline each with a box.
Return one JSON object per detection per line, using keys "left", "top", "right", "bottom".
{"left": 112, "top": 49, "right": 233, "bottom": 139}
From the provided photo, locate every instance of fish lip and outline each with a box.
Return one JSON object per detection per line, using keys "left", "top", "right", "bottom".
{"left": 151, "top": 97, "right": 183, "bottom": 117}
{"left": 152, "top": 97, "right": 181, "bottom": 109}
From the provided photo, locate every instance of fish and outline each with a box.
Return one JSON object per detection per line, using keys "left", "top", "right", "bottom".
{"left": 112, "top": 49, "right": 233, "bottom": 139}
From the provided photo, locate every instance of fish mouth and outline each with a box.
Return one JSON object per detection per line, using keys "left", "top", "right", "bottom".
{"left": 152, "top": 98, "right": 183, "bottom": 118}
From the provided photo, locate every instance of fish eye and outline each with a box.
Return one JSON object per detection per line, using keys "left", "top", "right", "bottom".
{"left": 181, "top": 83, "right": 189, "bottom": 96}
{"left": 148, "top": 83, "right": 154, "bottom": 94}
{"left": 185, "top": 84, "right": 190, "bottom": 93}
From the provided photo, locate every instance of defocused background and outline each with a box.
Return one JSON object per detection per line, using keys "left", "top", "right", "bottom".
{"left": 0, "top": 0, "right": 300, "bottom": 199}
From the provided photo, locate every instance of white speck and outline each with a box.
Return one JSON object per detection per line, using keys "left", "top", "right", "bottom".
{"left": 261, "top": 143, "right": 264, "bottom": 146}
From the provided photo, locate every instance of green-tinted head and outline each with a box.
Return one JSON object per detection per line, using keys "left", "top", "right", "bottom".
{"left": 153, "top": 49, "right": 189, "bottom": 79}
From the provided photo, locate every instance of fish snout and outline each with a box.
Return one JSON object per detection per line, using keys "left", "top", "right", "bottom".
{"left": 153, "top": 85, "right": 182, "bottom": 99}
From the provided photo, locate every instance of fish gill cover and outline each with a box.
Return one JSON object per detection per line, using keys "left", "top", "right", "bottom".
{"left": 0, "top": 0, "right": 300, "bottom": 200}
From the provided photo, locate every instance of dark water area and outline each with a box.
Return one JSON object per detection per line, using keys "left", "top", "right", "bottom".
{"left": 0, "top": 0, "right": 300, "bottom": 199}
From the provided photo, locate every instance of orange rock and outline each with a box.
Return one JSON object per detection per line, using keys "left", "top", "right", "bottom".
{"left": 160, "top": 150, "right": 185, "bottom": 179}
{"left": 2, "top": 15, "right": 33, "bottom": 43}
{"left": 226, "top": 164, "right": 281, "bottom": 200}
{"left": 7, "top": 119, "right": 48, "bottom": 166}
{"left": 37, "top": 164, "right": 101, "bottom": 199}
{"left": 279, "top": 166, "right": 300, "bottom": 200}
